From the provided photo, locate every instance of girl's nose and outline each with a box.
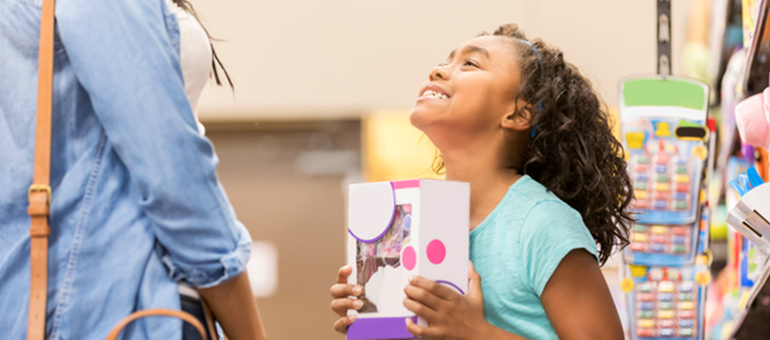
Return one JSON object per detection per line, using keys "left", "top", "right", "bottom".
{"left": 429, "top": 65, "right": 450, "bottom": 82}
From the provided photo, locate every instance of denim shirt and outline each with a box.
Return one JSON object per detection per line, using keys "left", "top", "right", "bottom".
{"left": 0, "top": 0, "right": 252, "bottom": 339}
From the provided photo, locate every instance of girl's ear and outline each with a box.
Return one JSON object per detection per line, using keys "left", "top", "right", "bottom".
{"left": 501, "top": 100, "right": 533, "bottom": 132}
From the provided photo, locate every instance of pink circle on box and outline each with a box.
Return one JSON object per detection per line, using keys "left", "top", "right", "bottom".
{"left": 402, "top": 246, "right": 416, "bottom": 271}
{"left": 426, "top": 240, "right": 446, "bottom": 264}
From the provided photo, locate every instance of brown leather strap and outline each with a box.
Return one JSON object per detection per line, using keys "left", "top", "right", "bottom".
{"left": 28, "top": 0, "right": 55, "bottom": 338}
{"left": 105, "top": 309, "right": 207, "bottom": 340}
{"left": 201, "top": 299, "right": 218, "bottom": 340}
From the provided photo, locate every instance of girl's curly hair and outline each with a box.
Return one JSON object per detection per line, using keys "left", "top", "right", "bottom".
{"left": 487, "top": 24, "right": 634, "bottom": 264}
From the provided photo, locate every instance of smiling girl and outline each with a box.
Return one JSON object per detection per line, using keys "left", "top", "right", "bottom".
{"left": 330, "top": 24, "right": 634, "bottom": 340}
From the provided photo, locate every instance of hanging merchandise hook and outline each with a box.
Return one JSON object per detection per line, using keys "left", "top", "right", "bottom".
{"left": 659, "top": 55, "right": 671, "bottom": 76}
{"left": 657, "top": 0, "right": 672, "bottom": 75}
{"left": 659, "top": 14, "right": 670, "bottom": 43}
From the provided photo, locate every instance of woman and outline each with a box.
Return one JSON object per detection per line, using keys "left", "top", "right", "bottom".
{"left": 0, "top": 0, "right": 266, "bottom": 339}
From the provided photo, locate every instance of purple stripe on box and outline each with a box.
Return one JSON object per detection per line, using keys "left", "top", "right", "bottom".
{"left": 436, "top": 280, "right": 465, "bottom": 295}
{"left": 347, "top": 316, "right": 418, "bottom": 340}
{"left": 348, "top": 182, "right": 397, "bottom": 244}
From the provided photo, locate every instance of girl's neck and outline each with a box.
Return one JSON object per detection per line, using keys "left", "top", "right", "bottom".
{"left": 443, "top": 151, "right": 521, "bottom": 230}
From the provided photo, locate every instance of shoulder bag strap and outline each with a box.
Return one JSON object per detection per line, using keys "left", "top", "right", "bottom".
{"left": 28, "top": 0, "right": 56, "bottom": 338}
{"left": 105, "top": 309, "right": 207, "bottom": 340}
{"left": 201, "top": 298, "right": 219, "bottom": 340}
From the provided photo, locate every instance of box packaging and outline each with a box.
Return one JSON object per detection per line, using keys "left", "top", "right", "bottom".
{"left": 346, "top": 179, "right": 470, "bottom": 340}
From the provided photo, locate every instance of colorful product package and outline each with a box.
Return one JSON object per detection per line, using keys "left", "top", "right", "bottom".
{"left": 346, "top": 179, "right": 469, "bottom": 340}
{"left": 619, "top": 76, "right": 710, "bottom": 226}
{"left": 623, "top": 264, "right": 709, "bottom": 339}
{"left": 618, "top": 75, "right": 713, "bottom": 340}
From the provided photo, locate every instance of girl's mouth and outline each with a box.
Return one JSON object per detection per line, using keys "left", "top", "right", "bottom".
{"left": 420, "top": 90, "right": 448, "bottom": 100}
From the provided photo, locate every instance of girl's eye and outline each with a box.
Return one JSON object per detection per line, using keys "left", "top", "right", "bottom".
{"left": 463, "top": 60, "right": 479, "bottom": 67}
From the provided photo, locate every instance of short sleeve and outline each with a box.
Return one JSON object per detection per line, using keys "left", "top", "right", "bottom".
{"left": 519, "top": 201, "right": 598, "bottom": 296}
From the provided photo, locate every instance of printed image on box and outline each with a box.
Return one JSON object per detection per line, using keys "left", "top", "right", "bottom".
{"left": 356, "top": 204, "right": 412, "bottom": 314}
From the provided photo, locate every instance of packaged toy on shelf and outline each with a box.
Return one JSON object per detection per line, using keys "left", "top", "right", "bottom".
{"left": 727, "top": 167, "right": 770, "bottom": 255}
{"left": 622, "top": 261, "right": 711, "bottom": 339}
{"left": 618, "top": 75, "right": 712, "bottom": 340}
{"left": 346, "top": 179, "right": 469, "bottom": 340}
{"left": 620, "top": 76, "right": 710, "bottom": 226}
{"left": 720, "top": 166, "right": 770, "bottom": 338}
{"left": 624, "top": 207, "right": 710, "bottom": 267}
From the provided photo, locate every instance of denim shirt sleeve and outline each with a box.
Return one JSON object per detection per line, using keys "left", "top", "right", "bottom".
{"left": 55, "top": 0, "right": 251, "bottom": 288}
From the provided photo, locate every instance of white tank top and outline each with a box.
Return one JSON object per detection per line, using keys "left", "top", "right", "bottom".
{"left": 166, "top": 0, "right": 211, "bottom": 135}
{"left": 166, "top": 0, "right": 211, "bottom": 300}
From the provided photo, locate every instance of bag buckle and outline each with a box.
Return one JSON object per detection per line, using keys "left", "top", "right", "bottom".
{"left": 28, "top": 184, "right": 52, "bottom": 205}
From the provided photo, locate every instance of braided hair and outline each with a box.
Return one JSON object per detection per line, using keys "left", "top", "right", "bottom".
{"left": 172, "top": 0, "right": 233, "bottom": 89}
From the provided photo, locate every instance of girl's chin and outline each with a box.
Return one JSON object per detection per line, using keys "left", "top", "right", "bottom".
{"left": 408, "top": 109, "right": 431, "bottom": 131}
{"left": 409, "top": 106, "right": 445, "bottom": 128}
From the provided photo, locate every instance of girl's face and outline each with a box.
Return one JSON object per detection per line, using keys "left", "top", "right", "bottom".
{"left": 410, "top": 36, "right": 524, "bottom": 148}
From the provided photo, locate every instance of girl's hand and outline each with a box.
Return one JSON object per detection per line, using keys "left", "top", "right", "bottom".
{"left": 330, "top": 265, "right": 364, "bottom": 334}
{"left": 402, "top": 262, "right": 491, "bottom": 340}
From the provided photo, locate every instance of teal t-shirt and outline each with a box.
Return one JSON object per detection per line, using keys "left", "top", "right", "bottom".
{"left": 470, "top": 175, "right": 598, "bottom": 340}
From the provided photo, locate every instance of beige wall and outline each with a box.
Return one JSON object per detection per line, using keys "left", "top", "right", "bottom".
{"left": 206, "top": 122, "right": 361, "bottom": 340}
{"left": 195, "top": 0, "right": 693, "bottom": 121}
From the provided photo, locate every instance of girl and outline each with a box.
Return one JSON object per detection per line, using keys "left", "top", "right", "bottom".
{"left": 330, "top": 24, "right": 633, "bottom": 340}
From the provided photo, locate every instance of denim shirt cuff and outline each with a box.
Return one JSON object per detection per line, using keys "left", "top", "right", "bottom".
{"left": 162, "top": 229, "right": 252, "bottom": 288}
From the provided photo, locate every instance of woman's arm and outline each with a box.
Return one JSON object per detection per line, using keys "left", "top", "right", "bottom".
{"left": 198, "top": 272, "right": 267, "bottom": 340}
{"left": 57, "top": 0, "right": 251, "bottom": 288}
{"left": 540, "top": 249, "right": 624, "bottom": 340}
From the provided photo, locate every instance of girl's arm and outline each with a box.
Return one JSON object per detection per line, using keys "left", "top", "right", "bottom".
{"left": 540, "top": 249, "right": 624, "bottom": 340}
{"left": 403, "top": 263, "right": 526, "bottom": 340}
{"left": 404, "top": 251, "right": 624, "bottom": 340}
{"left": 403, "top": 264, "right": 528, "bottom": 340}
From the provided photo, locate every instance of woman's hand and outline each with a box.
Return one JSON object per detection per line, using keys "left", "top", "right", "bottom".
{"left": 402, "top": 262, "right": 492, "bottom": 340}
{"left": 330, "top": 265, "right": 364, "bottom": 334}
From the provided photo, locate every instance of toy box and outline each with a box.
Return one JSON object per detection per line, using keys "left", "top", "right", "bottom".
{"left": 346, "top": 179, "right": 469, "bottom": 340}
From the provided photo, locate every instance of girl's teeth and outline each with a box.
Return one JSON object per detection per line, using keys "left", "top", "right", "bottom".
{"left": 422, "top": 90, "right": 447, "bottom": 99}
